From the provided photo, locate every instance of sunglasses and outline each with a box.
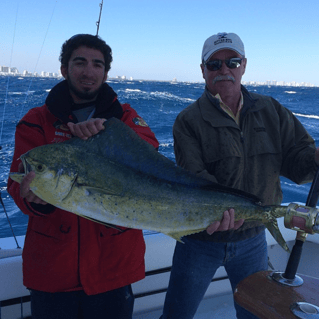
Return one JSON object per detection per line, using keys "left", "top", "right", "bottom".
{"left": 204, "top": 58, "right": 243, "bottom": 71}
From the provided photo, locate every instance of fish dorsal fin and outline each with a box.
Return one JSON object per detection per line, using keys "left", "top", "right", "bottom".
{"left": 65, "top": 118, "right": 212, "bottom": 188}
{"left": 64, "top": 118, "right": 261, "bottom": 203}
{"left": 100, "top": 119, "right": 263, "bottom": 203}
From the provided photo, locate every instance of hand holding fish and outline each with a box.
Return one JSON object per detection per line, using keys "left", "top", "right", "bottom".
{"left": 18, "top": 163, "right": 47, "bottom": 205}
{"left": 206, "top": 208, "right": 245, "bottom": 235}
{"left": 67, "top": 118, "right": 106, "bottom": 140}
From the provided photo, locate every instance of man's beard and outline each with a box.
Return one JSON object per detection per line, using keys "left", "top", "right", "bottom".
{"left": 67, "top": 78, "right": 103, "bottom": 101}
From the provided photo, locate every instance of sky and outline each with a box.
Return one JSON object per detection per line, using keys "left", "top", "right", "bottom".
{"left": 1, "top": 0, "right": 319, "bottom": 85}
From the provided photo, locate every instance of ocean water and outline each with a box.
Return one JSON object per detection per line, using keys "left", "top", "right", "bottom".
{"left": 1, "top": 75, "right": 319, "bottom": 239}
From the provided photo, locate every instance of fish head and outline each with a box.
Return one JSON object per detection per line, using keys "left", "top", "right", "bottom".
{"left": 12, "top": 144, "right": 79, "bottom": 206}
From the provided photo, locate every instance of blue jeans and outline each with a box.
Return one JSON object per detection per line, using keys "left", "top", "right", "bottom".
{"left": 161, "top": 231, "right": 268, "bottom": 319}
{"left": 30, "top": 285, "right": 134, "bottom": 319}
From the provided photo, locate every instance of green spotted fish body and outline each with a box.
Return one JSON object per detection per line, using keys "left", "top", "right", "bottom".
{"left": 10, "top": 118, "right": 289, "bottom": 251}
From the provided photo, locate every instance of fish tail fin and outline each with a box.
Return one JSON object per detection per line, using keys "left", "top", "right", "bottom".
{"left": 270, "top": 205, "right": 288, "bottom": 218}
{"left": 262, "top": 206, "right": 290, "bottom": 252}
{"left": 265, "top": 217, "right": 290, "bottom": 253}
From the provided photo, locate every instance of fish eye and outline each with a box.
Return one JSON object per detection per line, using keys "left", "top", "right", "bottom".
{"left": 36, "top": 164, "right": 45, "bottom": 172}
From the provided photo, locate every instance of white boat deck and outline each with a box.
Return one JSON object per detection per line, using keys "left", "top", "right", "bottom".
{"left": 133, "top": 293, "right": 236, "bottom": 319}
{"left": 1, "top": 217, "right": 319, "bottom": 318}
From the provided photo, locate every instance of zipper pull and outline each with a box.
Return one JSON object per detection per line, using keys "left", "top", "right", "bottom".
{"left": 240, "top": 131, "right": 245, "bottom": 143}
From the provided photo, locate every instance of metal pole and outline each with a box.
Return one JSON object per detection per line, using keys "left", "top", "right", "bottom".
{"left": 96, "top": 0, "right": 104, "bottom": 36}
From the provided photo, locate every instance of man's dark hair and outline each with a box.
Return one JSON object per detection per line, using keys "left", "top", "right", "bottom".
{"left": 59, "top": 34, "right": 112, "bottom": 72}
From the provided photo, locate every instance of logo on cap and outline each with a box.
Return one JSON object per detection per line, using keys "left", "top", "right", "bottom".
{"left": 214, "top": 33, "right": 232, "bottom": 45}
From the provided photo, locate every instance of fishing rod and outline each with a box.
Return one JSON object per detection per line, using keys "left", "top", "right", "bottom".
{"left": 0, "top": 2, "right": 20, "bottom": 249}
{"left": 268, "top": 167, "right": 319, "bottom": 289}
{"left": 96, "top": 0, "right": 104, "bottom": 36}
{"left": 0, "top": 194, "right": 21, "bottom": 249}
{"left": 0, "top": 1, "right": 57, "bottom": 248}
{"left": 0, "top": 3, "right": 19, "bottom": 150}
{"left": 282, "top": 167, "right": 319, "bottom": 281}
{"left": 8, "top": 1, "right": 57, "bottom": 148}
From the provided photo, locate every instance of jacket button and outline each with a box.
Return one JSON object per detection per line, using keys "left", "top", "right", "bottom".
{"left": 60, "top": 225, "right": 71, "bottom": 234}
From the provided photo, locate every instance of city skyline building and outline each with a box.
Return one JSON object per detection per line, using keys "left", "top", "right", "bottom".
{"left": 0, "top": 65, "right": 61, "bottom": 78}
{"left": 0, "top": 64, "right": 318, "bottom": 87}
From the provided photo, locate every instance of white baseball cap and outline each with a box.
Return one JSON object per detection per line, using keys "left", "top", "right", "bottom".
{"left": 202, "top": 32, "right": 245, "bottom": 62}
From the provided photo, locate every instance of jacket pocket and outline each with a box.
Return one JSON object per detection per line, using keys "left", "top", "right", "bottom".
{"left": 246, "top": 126, "right": 281, "bottom": 157}
{"left": 29, "top": 212, "right": 74, "bottom": 241}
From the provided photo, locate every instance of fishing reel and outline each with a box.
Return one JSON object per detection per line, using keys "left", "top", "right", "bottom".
{"left": 285, "top": 203, "right": 319, "bottom": 236}
{"left": 270, "top": 203, "right": 319, "bottom": 288}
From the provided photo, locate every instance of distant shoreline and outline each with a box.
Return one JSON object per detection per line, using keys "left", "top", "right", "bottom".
{"left": 0, "top": 73, "right": 318, "bottom": 87}
{"left": 0, "top": 72, "right": 61, "bottom": 79}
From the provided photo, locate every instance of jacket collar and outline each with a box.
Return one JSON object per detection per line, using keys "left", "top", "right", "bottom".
{"left": 204, "top": 85, "right": 258, "bottom": 110}
{"left": 240, "top": 85, "right": 261, "bottom": 116}
{"left": 199, "top": 85, "right": 260, "bottom": 128}
{"left": 45, "top": 80, "right": 123, "bottom": 124}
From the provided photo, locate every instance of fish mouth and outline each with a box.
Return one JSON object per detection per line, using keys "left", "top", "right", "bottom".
{"left": 20, "top": 154, "right": 32, "bottom": 174}
{"left": 9, "top": 154, "right": 33, "bottom": 184}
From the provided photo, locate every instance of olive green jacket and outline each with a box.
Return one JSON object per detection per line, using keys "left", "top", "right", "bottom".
{"left": 173, "top": 86, "right": 317, "bottom": 242}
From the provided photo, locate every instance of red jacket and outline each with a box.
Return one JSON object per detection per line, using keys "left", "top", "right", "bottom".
{"left": 7, "top": 81, "right": 159, "bottom": 295}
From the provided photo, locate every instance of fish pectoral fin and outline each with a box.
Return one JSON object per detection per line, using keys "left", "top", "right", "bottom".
{"left": 83, "top": 186, "right": 122, "bottom": 196}
{"left": 9, "top": 172, "right": 25, "bottom": 184}
{"left": 165, "top": 228, "right": 206, "bottom": 243}
{"left": 265, "top": 219, "right": 290, "bottom": 253}
{"left": 77, "top": 214, "right": 124, "bottom": 231}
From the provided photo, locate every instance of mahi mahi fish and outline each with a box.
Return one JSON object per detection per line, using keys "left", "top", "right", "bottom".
{"left": 10, "top": 118, "right": 291, "bottom": 251}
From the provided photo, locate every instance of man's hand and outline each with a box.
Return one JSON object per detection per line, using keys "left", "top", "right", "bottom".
{"left": 206, "top": 208, "right": 244, "bottom": 235}
{"left": 67, "top": 118, "right": 106, "bottom": 140}
{"left": 18, "top": 163, "right": 47, "bottom": 205}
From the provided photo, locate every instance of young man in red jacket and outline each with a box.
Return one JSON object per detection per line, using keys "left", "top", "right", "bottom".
{"left": 8, "top": 34, "right": 159, "bottom": 319}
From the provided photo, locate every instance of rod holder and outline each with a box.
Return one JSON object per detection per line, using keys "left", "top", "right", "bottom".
{"left": 270, "top": 271, "right": 303, "bottom": 287}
